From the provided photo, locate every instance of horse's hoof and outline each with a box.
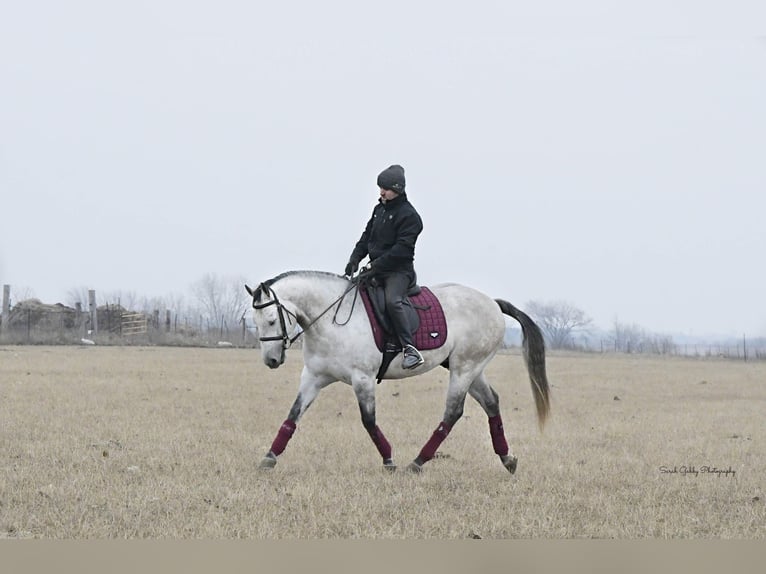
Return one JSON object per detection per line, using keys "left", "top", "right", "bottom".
{"left": 259, "top": 454, "right": 277, "bottom": 469}
{"left": 406, "top": 461, "right": 423, "bottom": 474}
{"left": 501, "top": 454, "right": 518, "bottom": 474}
{"left": 383, "top": 459, "right": 397, "bottom": 472}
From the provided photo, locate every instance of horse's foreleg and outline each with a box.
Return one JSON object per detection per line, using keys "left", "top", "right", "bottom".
{"left": 259, "top": 397, "right": 301, "bottom": 469}
{"left": 260, "top": 369, "right": 333, "bottom": 469}
{"left": 468, "top": 372, "right": 517, "bottom": 474}
{"left": 353, "top": 376, "right": 395, "bottom": 471}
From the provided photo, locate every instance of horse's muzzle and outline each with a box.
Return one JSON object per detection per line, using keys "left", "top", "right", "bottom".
{"left": 265, "top": 357, "right": 281, "bottom": 369}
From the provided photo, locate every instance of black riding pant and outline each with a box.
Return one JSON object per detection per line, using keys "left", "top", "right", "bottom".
{"left": 380, "top": 271, "right": 416, "bottom": 348}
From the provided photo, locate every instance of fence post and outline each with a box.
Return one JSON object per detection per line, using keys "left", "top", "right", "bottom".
{"left": 75, "top": 302, "right": 82, "bottom": 337}
{"left": 1, "top": 284, "right": 9, "bottom": 335}
{"left": 88, "top": 290, "right": 98, "bottom": 334}
{"left": 743, "top": 334, "right": 747, "bottom": 363}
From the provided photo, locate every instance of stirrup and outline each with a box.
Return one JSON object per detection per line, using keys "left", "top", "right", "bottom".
{"left": 402, "top": 345, "right": 424, "bottom": 369}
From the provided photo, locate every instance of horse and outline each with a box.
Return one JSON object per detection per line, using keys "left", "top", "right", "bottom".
{"left": 245, "top": 270, "right": 550, "bottom": 474}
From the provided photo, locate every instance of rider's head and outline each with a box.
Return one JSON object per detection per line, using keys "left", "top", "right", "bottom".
{"left": 377, "top": 164, "right": 405, "bottom": 198}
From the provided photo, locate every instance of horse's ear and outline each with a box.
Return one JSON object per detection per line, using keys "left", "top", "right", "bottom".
{"left": 259, "top": 283, "right": 270, "bottom": 297}
{"left": 245, "top": 284, "right": 254, "bottom": 296}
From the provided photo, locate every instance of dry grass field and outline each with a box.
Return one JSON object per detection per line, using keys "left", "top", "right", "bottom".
{"left": 0, "top": 345, "right": 763, "bottom": 539}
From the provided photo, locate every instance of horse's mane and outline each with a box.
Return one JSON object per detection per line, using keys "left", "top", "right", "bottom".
{"left": 252, "top": 270, "right": 346, "bottom": 303}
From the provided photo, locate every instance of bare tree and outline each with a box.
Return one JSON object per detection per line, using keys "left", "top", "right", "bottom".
{"left": 66, "top": 286, "right": 91, "bottom": 309}
{"left": 191, "top": 273, "right": 249, "bottom": 333}
{"left": 163, "top": 291, "right": 195, "bottom": 323}
{"left": 526, "top": 300, "right": 593, "bottom": 349}
{"left": 609, "top": 319, "right": 676, "bottom": 354}
{"left": 102, "top": 290, "right": 140, "bottom": 312}
{"left": 10, "top": 285, "right": 36, "bottom": 304}
{"left": 610, "top": 319, "right": 645, "bottom": 353}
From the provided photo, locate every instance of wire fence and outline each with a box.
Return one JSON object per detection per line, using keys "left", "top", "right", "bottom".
{"left": 578, "top": 339, "right": 766, "bottom": 361}
{"left": 1, "top": 305, "right": 762, "bottom": 361}
{"left": 0, "top": 304, "right": 264, "bottom": 348}
{"left": 503, "top": 329, "right": 766, "bottom": 361}
{"left": 1, "top": 286, "right": 763, "bottom": 360}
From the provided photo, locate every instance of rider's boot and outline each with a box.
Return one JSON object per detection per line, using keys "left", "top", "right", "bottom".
{"left": 402, "top": 345, "right": 424, "bottom": 369}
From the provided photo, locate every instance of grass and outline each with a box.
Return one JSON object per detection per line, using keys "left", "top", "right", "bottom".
{"left": 0, "top": 346, "right": 763, "bottom": 538}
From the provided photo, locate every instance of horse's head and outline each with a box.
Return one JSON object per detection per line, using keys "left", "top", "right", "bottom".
{"left": 245, "top": 282, "right": 296, "bottom": 369}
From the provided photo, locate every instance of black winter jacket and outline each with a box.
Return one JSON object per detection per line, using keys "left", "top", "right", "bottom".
{"left": 349, "top": 193, "right": 423, "bottom": 274}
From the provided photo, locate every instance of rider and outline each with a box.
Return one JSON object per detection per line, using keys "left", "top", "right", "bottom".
{"left": 345, "top": 164, "right": 425, "bottom": 369}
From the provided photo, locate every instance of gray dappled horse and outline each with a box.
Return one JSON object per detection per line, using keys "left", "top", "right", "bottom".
{"left": 245, "top": 270, "right": 550, "bottom": 474}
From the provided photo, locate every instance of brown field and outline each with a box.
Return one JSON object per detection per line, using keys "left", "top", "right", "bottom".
{"left": 0, "top": 345, "right": 763, "bottom": 539}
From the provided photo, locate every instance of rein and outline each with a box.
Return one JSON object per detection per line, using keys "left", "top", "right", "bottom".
{"left": 253, "top": 280, "right": 361, "bottom": 348}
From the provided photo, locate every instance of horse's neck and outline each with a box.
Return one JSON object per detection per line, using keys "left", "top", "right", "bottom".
{"left": 275, "top": 275, "right": 347, "bottom": 326}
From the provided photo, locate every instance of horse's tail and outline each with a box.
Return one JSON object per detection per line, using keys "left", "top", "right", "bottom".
{"left": 495, "top": 299, "right": 551, "bottom": 429}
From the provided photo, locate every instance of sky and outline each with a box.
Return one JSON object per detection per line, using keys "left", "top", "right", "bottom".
{"left": 1, "top": 1, "right": 765, "bottom": 338}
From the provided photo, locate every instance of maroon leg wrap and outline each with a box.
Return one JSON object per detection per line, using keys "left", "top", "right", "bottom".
{"left": 367, "top": 425, "right": 392, "bottom": 461}
{"left": 270, "top": 419, "right": 296, "bottom": 456}
{"left": 418, "top": 421, "right": 452, "bottom": 462}
{"left": 488, "top": 414, "right": 509, "bottom": 456}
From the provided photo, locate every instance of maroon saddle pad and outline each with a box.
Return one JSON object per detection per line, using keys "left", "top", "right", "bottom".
{"left": 360, "top": 286, "right": 448, "bottom": 353}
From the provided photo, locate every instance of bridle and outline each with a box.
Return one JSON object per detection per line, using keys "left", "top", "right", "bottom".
{"left": 252, "top": 280, "right": 360, "bottom": 351}
{"left": 252, "top": 285, "right": 299, "bottom": 348}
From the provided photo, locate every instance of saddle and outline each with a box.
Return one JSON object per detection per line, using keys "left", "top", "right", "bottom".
{"left": 359, "top": 279, "right": 448, "bottom": 382}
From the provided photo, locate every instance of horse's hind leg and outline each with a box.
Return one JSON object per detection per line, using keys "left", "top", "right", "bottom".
{"left": 353, "top": 375, "right": 396, "bottom": 471}
{"left": 468, "top": 372, "right": 517, "bottom": 474}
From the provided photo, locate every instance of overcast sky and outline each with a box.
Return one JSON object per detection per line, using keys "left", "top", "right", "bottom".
{"left": 1, "top": 1, "right": 765, "bottom": 337}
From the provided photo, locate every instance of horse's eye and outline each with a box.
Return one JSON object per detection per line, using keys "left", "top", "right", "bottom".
{"left": 268, "top": 320, "right": 276, "bottom": 326}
